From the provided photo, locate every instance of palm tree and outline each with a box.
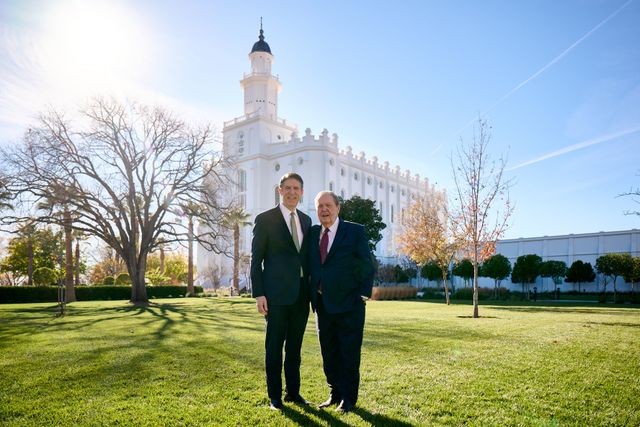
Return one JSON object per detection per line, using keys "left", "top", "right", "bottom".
{"left": 178, "top": 202, "right": 203, "bottom": 297}
{"left": 72, "top": 230, "right": 88, "bottom": 286}
{"left": 37, "top": 186, "right": 76, "bottom": 302}
{"left": 224, "top": 207, "right": 251, "bottom": 295}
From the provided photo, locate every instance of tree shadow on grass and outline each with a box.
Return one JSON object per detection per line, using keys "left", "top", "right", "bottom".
{"left": 490, "top": 306, "right": 638, "bottom": 315}
{"left": 583, "top": 321, "right": 640, "bottom": 328}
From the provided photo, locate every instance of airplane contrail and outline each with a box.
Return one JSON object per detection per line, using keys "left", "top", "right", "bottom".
{"left": 506, "top": 125, "right": 640, "bottom": 171}
{"left": 455, "top": 0, "right": 634, "bottom": 135}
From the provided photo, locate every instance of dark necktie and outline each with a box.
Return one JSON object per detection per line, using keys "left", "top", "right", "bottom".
{"left": 320, "top": 228, "right": 329, "bottom": 264}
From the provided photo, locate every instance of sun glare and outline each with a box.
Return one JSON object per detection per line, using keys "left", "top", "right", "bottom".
{"left": 41, "top": 0, "right": 151, "bottom": 99}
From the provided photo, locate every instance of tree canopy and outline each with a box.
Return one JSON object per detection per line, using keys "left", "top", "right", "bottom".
{"left": 396, "top": 192, "right": 456, "bottom": 304}
{"left": 564, "top": 260, "right": 595, "bottom": 292}
{"left": 339, "top": 195, "right": 386, "bottom": 251}
{"left": 452, "top": 259, "right": 474, "bottom": 287}
{"left": 539, "top": 260, "right": 568, "bottom": 286}
{"left": 480, "top": 253, "right": 512, "bottom": 297}
{"left": 0, "top": 225, "right": 62, "bottom": 280}
{"left": 511, "top": 254, "right": 542, "bottom": 294}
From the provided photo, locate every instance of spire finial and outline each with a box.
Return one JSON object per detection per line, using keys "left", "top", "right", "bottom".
{"left": 259, "top": 17, "right": 264, "bottom": 41}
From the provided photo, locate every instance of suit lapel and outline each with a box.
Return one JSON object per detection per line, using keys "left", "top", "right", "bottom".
{"left": 296, "top": 209, "right": 309, "bottom": 236}
{"left": 273, "top": 206, "right": 298, "bottom": 252}
{"left": 325, "top": 220, "right": 347, "bottom": 263}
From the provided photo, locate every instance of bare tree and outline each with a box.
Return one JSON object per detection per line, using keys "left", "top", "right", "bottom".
{"left": 396, "top": 191, "right": 458, "bottom": 305}
{"left": 619, "top": 170, "right": 640, "bottom": 217}
{"left": 1, "top": 98, "right": 231, "bottom": 305}
{"left": 451, "top": 118, "right": 513, "bottom": 318}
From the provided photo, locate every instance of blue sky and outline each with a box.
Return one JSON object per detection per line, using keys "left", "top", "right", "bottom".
{"left": 1, "top": 0, "right": 639, "bottom": 240}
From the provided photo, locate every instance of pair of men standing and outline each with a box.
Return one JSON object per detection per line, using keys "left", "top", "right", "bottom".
{"left": 250, "top": 173, "right": 374, "bottom": 413}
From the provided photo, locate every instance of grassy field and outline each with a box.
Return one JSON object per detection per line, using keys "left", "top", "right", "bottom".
{"left": 1, "top": 298, "right": 639, "bottom": 426}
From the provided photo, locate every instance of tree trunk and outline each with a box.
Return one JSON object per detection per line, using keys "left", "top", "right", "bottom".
{"left": 128, "top": 251, "right": 149, "bottom": 305}
{"left": 442, "top": 269, "right": 450, "bottom": 305}
{"left": 186, "top": 215, "right": 194, "bottom": 297}
{"left": 160, "top": 245, "right": 165, "bottom": 275}
{"left": 27, "top": 237, "right": 34, "bottom": 286}
{"left": 472, "top": 262, "right": 479, "bottom": 318}
{"left": 613, "top": 277, "right": 617, "bottom": 304}
{"left": 75, "top": 240, "right": 80, "bottom": 286}
{"left": 64, "top": 208, "right": 76, "bottom": 302}
{"left": 232, "top": 223, "right": 239, "bottom": 295}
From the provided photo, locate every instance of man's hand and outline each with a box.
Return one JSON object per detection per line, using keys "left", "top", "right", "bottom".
{"left": 256, "top": 296, "right": 268, "bottom": 315}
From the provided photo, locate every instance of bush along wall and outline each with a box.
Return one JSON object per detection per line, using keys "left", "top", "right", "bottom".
{"left": 371, "top": 286, "right": 417, "bottom": 301}
{"left": 0, "top": 285, "right": 204, "bottom": 304}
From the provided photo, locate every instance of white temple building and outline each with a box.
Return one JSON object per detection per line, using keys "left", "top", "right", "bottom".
{"left": 196, "top": 27, "right": 438, "bottom": 288}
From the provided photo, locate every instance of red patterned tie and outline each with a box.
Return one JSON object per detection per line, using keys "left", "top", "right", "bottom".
{"left": 320, "top": 228, "right": 329, "bottom": 264}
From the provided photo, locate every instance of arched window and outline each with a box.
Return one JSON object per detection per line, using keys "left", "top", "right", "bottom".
{"left": 329, "top": 181, "right": 334, "bottom": 191}
{"left": 237, "top": 169, "right": 247, "bottom": 208}
{"left": 238, "top": 169, "right": 246, "bottom": 192}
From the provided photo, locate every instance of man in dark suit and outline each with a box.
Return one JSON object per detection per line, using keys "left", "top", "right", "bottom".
{"left": 251, "top": 172, "right": 312, "bottom": 410}
{"left": 309, "top": 191, "right": 375, "bottom": 414}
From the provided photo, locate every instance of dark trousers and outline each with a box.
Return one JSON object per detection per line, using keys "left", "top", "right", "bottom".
{"left": 264, "top": 280, "right": 309, "bottom": 400}
{"left": 316, "top": 295, "right": 365, "bottom": 405}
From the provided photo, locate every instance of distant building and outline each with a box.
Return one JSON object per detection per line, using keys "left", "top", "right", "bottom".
{"left": 197, "top": 27, "right": 439, "bottom": 287}
{"left": 483, "top": 229, "right": 640, "bottom": 292}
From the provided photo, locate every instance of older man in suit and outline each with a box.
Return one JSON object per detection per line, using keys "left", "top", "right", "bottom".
{"left": 251, "top": 173, "right": 312, "bottom": 410}
{"left": 309, "top": 191, "right": 375, "bottom": 414}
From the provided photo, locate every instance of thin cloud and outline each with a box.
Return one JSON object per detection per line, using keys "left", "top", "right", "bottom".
{"left": 507, "top": 125, "right": 640, "bottom": 171}
{"left": 455, "top": 0, "right": 634, "bottom": 135}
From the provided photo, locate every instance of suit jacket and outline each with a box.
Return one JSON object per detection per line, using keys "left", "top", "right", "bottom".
{"left": 309, "top": 220, "right": 374, "bottom": 314}
{"left": 251, "top": 205, "right": 312, "bottom": 305}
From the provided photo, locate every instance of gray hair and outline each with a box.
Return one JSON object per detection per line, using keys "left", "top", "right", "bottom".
{"left": 314, "top": 191, "right": 340, "bottom": 207}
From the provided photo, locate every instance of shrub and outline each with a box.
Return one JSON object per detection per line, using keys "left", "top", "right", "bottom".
{"left": 103, "top": 276, "right": 115, "bottom": 286}
{"left": 371, "top": 286, "right": 417, "bottom": 300}
{"left": 453, "top": 287, "right": 497, "bottom": 300}
{"left": 0, "top": 286, "right": 58, "bottom": 303}
{"left": 418, "top": 287, "right": 445, "bottom": 300}
{"left": 33, "top": 267, "right": 58, "bottom": 286}
{"left": 145, "top": 270, "right": 172, "bottom": 286}
{"left": 115, "top": 273, "right": 131, "bottom": 286}
{"left": 0, "top": 285, "right": 205, "bottom": 303}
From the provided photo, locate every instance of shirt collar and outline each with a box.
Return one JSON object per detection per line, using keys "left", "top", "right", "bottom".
{"left": 279, "top": 203, "right": 296, "bottom": 217}
{"left": 323, "top": 217, "right": 340, "bottom": 235}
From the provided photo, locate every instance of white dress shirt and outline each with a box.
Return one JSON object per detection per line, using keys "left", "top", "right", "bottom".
{"left": 319, "top": 217, "right": 339, "bottom": 252}
{"left": 279, "top": 203, "right": 304, "bottom": 247}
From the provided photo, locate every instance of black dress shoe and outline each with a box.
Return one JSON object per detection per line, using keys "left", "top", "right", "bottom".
{"left": 318, "top": 395, "right": 341, "bottom": 409}
{"left": 269, "top": 399, "right": 283, "bottom": 410}
{"left": 284, "top": 393, "right": 309, "bottom": 405}
{"left": 336, "top": 400, "right": 354, "bottom": 414}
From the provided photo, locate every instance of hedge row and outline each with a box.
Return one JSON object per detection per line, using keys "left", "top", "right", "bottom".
{"left": 371, "top": 286, "right": 417, "bottom": 300}
{"left": 0, "top": 285, "right": 204, "bottom": 304}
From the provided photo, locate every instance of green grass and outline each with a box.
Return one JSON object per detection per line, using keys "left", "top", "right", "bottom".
{"left": 1, "top": 299, "right": 639, "bottom": 426}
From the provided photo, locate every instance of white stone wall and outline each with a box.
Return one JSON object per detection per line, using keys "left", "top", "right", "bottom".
{"left": 475, "top": 229, "right": 640, "bottom": 292}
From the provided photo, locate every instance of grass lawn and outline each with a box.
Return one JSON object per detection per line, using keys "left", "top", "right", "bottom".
{"left": 1, "top": 298, "right": 639, "bottom": 426}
